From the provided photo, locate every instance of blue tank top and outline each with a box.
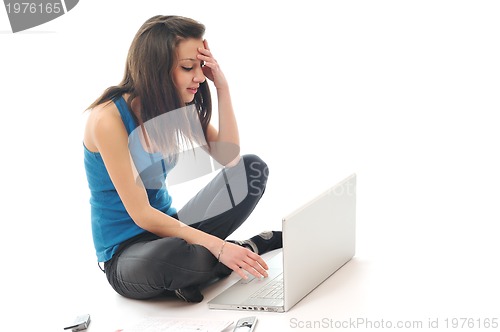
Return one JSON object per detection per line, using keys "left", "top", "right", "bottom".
{"left": 84, "top": 96, "right": 177, "bottom": 262}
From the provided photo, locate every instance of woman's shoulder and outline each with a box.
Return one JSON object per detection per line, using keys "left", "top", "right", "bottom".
{"left": 88, "top": 99, "right": 123, "bottom": 131}
{"left": 84, "top": 99, "right": 124, "bottom": 152}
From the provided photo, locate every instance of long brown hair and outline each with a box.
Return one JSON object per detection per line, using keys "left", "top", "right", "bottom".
{"left": 88, "top": 15, "right": 212, "bottom": 159}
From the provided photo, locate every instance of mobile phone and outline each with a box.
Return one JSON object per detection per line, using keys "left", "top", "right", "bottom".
{"left": 63, "top": 314, "right": 91, "bottom": 331}
{"left": 232, "top": 316, "right": 257, "bottom": 332}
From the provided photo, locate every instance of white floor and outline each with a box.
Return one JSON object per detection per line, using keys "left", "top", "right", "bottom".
{"left": 34, "top": 163, "right": 500, "bottom": 331}
{"left": 57, "top": 250, "right": 370, "bottom": 332}
{"left": 48, "top": 210, "right": 500, "bottom": 332}
{"left": 2, "top": 1, "right": 500, "bottom": 331}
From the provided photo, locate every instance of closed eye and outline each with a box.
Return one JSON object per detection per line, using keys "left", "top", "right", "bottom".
{"left": 182, "top": 66, "right": 193, "bottom": 71}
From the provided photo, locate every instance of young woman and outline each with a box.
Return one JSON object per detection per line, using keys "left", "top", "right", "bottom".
{"left": 83, "top": 15, "right": 281, "bottom": 302}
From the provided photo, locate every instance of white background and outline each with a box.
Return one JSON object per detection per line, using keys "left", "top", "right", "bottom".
{"left": 1, "top": 1, "right": 499, "bottom": 331}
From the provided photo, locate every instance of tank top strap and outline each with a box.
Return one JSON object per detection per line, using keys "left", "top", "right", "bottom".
{"left": 113, "top": 96, "right": 137, "bottom": 135}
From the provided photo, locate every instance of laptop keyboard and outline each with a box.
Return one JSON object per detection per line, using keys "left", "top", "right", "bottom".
{"left": 249, "top": 273, "right": 284, "bottom": 299}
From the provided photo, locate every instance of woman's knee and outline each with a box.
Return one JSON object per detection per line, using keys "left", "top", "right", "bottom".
{"left": 242, "top": 154, "right": 269, "bottom": 196}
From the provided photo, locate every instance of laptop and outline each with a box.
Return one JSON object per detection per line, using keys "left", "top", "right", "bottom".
{"left": 208, "top": 173, "right": 356, "bottom": 312}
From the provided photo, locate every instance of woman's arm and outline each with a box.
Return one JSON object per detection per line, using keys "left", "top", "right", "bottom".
{"left": 198, "top": 40, "right": 241, "bottom": 166}
{"left": 89, "top": 104, "right": 266, "bottom": 279}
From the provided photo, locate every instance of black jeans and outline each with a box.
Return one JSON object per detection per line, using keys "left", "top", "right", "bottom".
{"left": 103, "top": 154, "right": 268, "bottom": 300}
